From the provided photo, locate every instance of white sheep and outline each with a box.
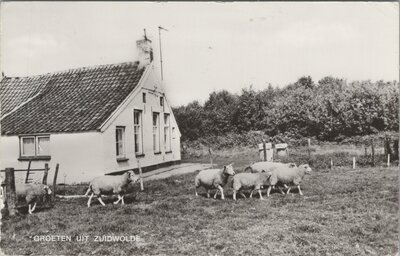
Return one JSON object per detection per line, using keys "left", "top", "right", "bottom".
{"left": 244, "top": 161, "right": 297, "bottom": 173}
{"left": 194, "top": 164, "right": 235, "bottom": 200}
{"left": 244, "top": 162, "right": 297, "bottom": 194}
{"left": 15, "top": 183, "right": 52, "bottom": 214}
{"left": 232, "top": 171, "right": 272, "bottom": 200}
{"left": 84, "top": 170, "right": 139, "bottom": 207}
{"left": 267, "top": 164, "right": 312, "bottom": 197}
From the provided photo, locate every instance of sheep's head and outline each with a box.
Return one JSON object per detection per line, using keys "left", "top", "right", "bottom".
{"left": 223, "top": 164, "right": 235, "bottom": 176}
{"left": 127, "top": 171, "right": 140, "bottom": 183}
{"left": 299, "top": 164, "right": 312, "bottom": 174}
{"left": 44, "top": 185, "right": 52, "bottom": 195}
{"left": 261, "top": 170, "right": 273, "bottom": 181}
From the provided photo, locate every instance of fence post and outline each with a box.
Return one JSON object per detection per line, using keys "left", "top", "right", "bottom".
{"left": 209, "top": 147, "right": 213, "bottom": 168}
{"left": 371, "top": 139, "right": 375, "bottom": 167}
{"left": 384, "top": 136, "right": 388, "bottom": 156}
{"left": 25, "top": 160, "right": 32, "bottom": 184}
{"left": 137, "top": 160, "right": 144, "bottom": 191}
{"left": 330, "top": 159, "right": 333, "bottom": 169}
{"left": 353, "top": 157, "right": 356, "bottom": 169}
{"left": 52, "top": 164, "right": 59, "bottom": 201}
{"left": 5, "top": 168, "right": 17, "bottom": 216}
{"left": 262, "top": 140, "right": 267, "bottom": 162}
{"left": 394, "top": 139, "right": 399, "bottom": 161}
{"left": 387, "top": 154, "right": 390, "bottom": 167}
{"left": 307, "top": 139, "right": 311, "bottom": 163}
{"left": 42, "top": 163, "right": 49, "bottom": 185}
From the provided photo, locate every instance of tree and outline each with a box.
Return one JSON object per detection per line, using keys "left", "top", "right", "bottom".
{"left": 202, "top": 90, "right": 238, "bottom": 135}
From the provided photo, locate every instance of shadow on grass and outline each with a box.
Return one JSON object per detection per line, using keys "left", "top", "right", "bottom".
{"left": 16, "top": 205, "right": 54, "bottom": 215}
{"left": 85, "top": 194, "right": 140, "bottom": 207}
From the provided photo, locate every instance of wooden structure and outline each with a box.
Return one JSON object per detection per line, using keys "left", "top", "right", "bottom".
{"left": 1, "top": 163, "right": 59, "bottom": 217}
{"left": 258, "top": 141, "right": 273, "bottom": 161}
{"left": 275, "top": 143, "right": 289, "bottom": 157}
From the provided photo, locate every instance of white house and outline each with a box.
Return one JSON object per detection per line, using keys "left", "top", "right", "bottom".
{"left": 0, "top": 36, "right": 181, "bottom": 184}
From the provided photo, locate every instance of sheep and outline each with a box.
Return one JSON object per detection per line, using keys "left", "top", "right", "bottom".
{"left": 266, "top": 164, "right": 312, "bottom": 197}
{"left": 244, "top": 161, "right": 297, "bottom": 173}
{"left": 15, "top": 183, "right": 52, "bottom": 214}
{"left": 194, "top": 164, "right": 235, "bottom": 200}
{"left": 232, "top": 171, "right": 272, "bottom": 200}
{"left": 243, "top": 162, "right": 297, "bottom": 194}
{"left": 84, "top": 170, "right": 140, "bottom": 207}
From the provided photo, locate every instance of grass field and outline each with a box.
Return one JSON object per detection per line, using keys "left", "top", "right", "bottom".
{"left": 0, "top": 157, "right": 398, "bottom": 255}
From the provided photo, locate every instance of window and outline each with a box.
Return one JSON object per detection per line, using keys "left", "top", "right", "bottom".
{"left": 142, "top": 92, "right": 146, "bottom": 103}
{"left": 153, "top": 112, "right": 160, "bottom": 153}
{"left": 160, "top": 96, "right": 164, "bottom": 107}
{"left": 134, "top": 110, "right": 143, "bottom": 155}
{"left": 115, "top": 127, "right": 125, "bottom": 158}
{"left": 21, "top": 137, "right": 35, "bottom": 156}
{"left": 164, "top": 114, "right": 171, "bottom": 152}
{"left": 20, "top": 135, "right": 50, "bottom": 158}
{"left": 37, "top": 136, "right": 50, "bottom": 156}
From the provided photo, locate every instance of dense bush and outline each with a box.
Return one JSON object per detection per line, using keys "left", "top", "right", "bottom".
{"left": 173, "top": 76, "right": 399, "bottom": 144}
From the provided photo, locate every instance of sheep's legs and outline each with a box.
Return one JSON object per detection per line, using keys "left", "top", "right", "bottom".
{"left": 28, "top": 202, "right": 37, "bottom": 214}
{"left": 266, "top": 186, "right": 272, "bottom": 197}
{"left": 240, "top": 192, "right": 246, "bottom": 198}
{"left": 195, "top": 188, "right": 199, "bottom": 197}
{"left": 217, "top": 185, "right": 225, "bottom": 200}
{"left": 258, "top": 189, "right": 264, "bottom": 200}
{"left": 84, "top": 188, "right": 91, "bottom": 197}
{"left": 121, "top": 196, "right": 125, "bottom": 205}
{"left": 286, "top": 187, "right": 291, "bottom": 195}
{"left": 297, "top": 185, "right": 303, "bottom": 196}
{"left": 233, "top": 191, "right": 237, "bottom": 200}
{"left": 207, "top": 190, "right": 211, "bottom": 198}
{"left": 249, "top": 190, "right": 254, "bottom": 198}
{"left": 278, "top": 187, "right": 285, "bottom": 195}
{"left": 114, "top": 195, "right": 122, "bottom": 205}
{"left": 213, "top": 190, "right": 218, "bottom": 199}
{"left": 87, "top": 193, "right": 94, "bottom": 207}
{"left": 97, "top": 196, "right": 106, "bottom": 206}
{"left": 31, "top": 202, "right": 37, "bottom": 212}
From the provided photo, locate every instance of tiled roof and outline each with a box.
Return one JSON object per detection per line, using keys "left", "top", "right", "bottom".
{"left": 1, "top": 62, "right": 145, "bottom": 135}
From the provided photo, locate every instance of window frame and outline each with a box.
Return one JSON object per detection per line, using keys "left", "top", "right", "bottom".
{"left": 133, "top": 109, "right": 144, "bottom": 156}
{"left": 19, "top": 134, "right": 51, "bottom": 160}
{"left": 36, "top": 135, "right": 51, "bottom": 156}
{"left": 152, "top": 112, "right": 161, "bottom": 154}
{"left": 164, "top": 113, "right": 171, "bottom": 152}
{"left": 115, "top": 126, "right": 126, "bottom": 160}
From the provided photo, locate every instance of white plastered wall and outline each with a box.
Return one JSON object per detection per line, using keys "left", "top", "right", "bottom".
{"left": 0, "top": 132, "right": 104, "bottom": 184}
{"left": 102, "top": 64, "right": 181, "bottom": 174}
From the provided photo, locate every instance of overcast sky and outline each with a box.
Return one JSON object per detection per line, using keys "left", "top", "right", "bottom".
{"left": 1, "top": 2, "right": 398, "bottom": 106}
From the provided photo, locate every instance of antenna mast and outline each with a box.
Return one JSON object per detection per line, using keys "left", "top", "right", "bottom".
{"left": 158, "top": 26, "right": 168, "bottom": 81}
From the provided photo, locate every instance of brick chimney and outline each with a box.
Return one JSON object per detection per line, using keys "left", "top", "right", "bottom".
{"left": 136, "top": 31, "right": 153, "bottom": 66}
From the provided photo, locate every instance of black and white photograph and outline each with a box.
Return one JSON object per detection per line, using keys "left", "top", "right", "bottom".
{"left": 0, "top": 1, "right": 398, "bottom": 255}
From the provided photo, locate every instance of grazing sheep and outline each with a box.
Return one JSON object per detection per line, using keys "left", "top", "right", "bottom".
{"left": 85, "top": 170, "right": 139, "bottom": 207}
{"left": 267, "top": 164, "right": 312, "bottom": 197}
{"left": 232, "top": 171, "right": 272, "bottom": 200}
{"left": 15, "top": 183, "right": 52, "bottom": 214}
{"left": 244, "top": 161, "right": 297, "bottom": 173}
{"left": 194, "top": 164, "right": 235, "bottom": 200}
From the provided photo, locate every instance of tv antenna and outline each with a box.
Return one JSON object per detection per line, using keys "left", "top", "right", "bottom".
{"left": 158, "top": 26, "right": 168, "bottom": 80}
